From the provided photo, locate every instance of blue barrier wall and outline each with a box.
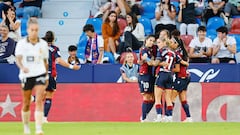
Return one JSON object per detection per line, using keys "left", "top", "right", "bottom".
{"left": 0, "top": 63, "right": 240, "bottom": 83}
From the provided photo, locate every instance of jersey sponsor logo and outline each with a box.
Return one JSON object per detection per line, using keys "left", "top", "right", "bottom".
{"left": 26, "top": 56, "right": 34, "bottom": 62}
{"left": 188, "top": 68, "right": 220, "bottom": 82}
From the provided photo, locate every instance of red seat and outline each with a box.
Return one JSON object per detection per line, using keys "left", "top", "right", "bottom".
{"left": 180, "top": 35, "right": 194, "bottom": 52}
{"left": 118, "top": 18, "right": 127, "bottom": 36}
{"left": 119, "top": 52, "right": 138, "bottom": 64}
{"left": 229, "top": 18, "right": 240, "bottom": 34}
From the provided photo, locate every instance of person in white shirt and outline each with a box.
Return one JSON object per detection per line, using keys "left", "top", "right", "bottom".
{"left": 83, "top": 24, "right": 104, "bottom": 64}
{"left": 122, "top": 12, "right": 144, "bottom": 52}
{"left": 189, "top": 26, "right": 213, "bottom": 63}
{"left": 155, "top": 0, "right": 177, "bottom": 37}
{"left": 212, "top": 26, "right": 237, "bottom": 63}
{"left": 15, "top": 18, "right": 48, "bottom": 135}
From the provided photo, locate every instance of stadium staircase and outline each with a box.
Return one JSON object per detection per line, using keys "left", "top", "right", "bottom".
{"left": 39, "top": 0, "right": 92, "bottom": 60}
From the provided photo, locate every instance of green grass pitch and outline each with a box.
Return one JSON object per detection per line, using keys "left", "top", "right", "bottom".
{"left": 0, "top": 122, "right": 239, "bottom": 135}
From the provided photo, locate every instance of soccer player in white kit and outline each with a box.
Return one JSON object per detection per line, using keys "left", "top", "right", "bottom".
{"left": 15, "top": 18, "right": 48, "bottom": 135}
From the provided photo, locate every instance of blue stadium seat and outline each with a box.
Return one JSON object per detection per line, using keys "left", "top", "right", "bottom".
{"left": 138, "top": 17, "right": 153, "bottom": 36}
{"left": 206, "top": 17, "right": 225, "bottom": 30}
{"left": 85, "top": 18, "right": 102, "bottom": 35}
{"left": 142, "top": 0, "right": 159, "bottom": 3}
{"left": 171, "top": 1, "right": 179, "bottom": 13}
{"left": 103, "top": 52, "right": 115, "bottom": 64}
{"left": 76, "top": 33, "right": 88, "bottom": 60}
{"left": 21, "top": 18, "right": 28, "bottom": 37}
{"left": 206, "top": 29, "right": 217, "bottom": 41}
{"left": 229, "top": 34, "right": 240, "bottom": 53}
{"left": 141, "top": 2, "right": 156, "bottom": 19}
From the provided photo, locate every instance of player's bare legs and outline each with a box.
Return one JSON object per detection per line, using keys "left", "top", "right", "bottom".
{"left": 22, "top": 90, "right": 32, "bottom": 134}
{"left": 165, "top": 89, "right": 173, "bottom": 122}
{"left": 34, "top": 85, "right": 46, "bottom": 135}
{"left": 154, "top": 86, "right": 163, "bottom": 122}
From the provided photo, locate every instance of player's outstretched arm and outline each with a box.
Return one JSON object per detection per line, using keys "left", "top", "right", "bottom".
{"left": 56, "top": 57, "right": 81, "bottom": 70}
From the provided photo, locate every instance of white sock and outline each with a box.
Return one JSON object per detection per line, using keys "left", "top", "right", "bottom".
{"left": 34, "top": 111, "right": 43, "bottom": 132}
{"left": 21, "top": 110, "right": 30, "bottom": 125}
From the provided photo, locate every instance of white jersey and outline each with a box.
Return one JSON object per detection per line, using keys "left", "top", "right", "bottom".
{"left": 15, "top": 38, "right": 49, "bottom": 79}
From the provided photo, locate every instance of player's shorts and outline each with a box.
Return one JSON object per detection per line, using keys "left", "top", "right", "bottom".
{"left": 173, "top": 76, "right": 190, "bottom": 92}
{"left": 46, "top": 75, "right": 57, "bottom": 91}
{"left": 21, "top": 74, "right": 47, "bottom": 90}
{"left": 155, "top": 71, "right": 173, "bottom": 89}
{"left": 138, "top": 74, "right": 154, "bottom": 93}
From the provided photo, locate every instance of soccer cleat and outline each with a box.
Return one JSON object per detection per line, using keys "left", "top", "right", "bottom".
{"left": 164, "top": 116, "right": 173, "bottom": 122}
{"left": 36, "top": 130, "right": 44, "bottom": 135}
{"left": 154, "top": 114, "right": 163, "bottom": 122}
{"left": 23, "top": 125, "right": 31, "bottom": 134}
{"left": 43, "top": 117, "right": 48, "bottom": 123}
{"left": 183, "top": 117, "right": 193, "bottom": 122}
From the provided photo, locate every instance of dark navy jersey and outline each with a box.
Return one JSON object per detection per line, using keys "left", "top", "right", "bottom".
{"left": 139, "top": 47, "right": 153, "bottom": 75}
{"left": 48, "top": 45, "right": 61, "bottom": 77}
{"left": 175, "top": 47, "right": 188, "bottom": 78}
{"left": 156, "top": 47, "right": 180, "bottom": 73}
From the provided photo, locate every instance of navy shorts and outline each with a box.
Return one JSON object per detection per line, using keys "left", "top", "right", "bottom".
{"left": 46, "top": 75, "right": 57, "bottom": 91}
{"left": 138, "top": 74, "right": 154, "bottom": 93}
{"left": 173, "top": 76, "right": 190, "bottom": 92}
{"left": 21, "top": 74, "right": 47, "bottom": 90}
{"left": 155, "top": 72, "right": 173, "bottom": 89}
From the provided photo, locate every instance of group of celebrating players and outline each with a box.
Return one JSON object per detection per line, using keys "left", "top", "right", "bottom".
{"left": 138, "top": 29, "right": 192, "bottom": 122}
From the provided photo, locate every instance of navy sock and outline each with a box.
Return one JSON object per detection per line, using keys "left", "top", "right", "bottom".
{"left": 166, "top": 106, "right": 173, "bottom": 116}
{"left": 182, "top": 101, "right": 191, "bottom": 117}
{"left": 155, "top": 104, "right": 162, "bottom": 115}
{"left": 44, "top": 98, "right": 52, "bottom": 117}
{"left": 146, "top": 100, "right": 154, "bottom": 114}
{"left": 141, "top": 101, "right": 148, "bottom": 120}
{"left": 164, "top": 101, "right": 169, "bottom": 116}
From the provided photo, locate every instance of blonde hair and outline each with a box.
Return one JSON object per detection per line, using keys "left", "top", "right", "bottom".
{"left": 27, "top": 18, "right": 38, "bottom": 27}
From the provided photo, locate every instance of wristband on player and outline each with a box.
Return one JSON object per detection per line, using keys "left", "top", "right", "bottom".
{"left": 69, "top": 64, "right": 74, "bottom": 69}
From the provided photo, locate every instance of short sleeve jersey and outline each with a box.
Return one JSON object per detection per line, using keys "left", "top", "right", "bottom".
{"left": 48, "top": 44, "right": 61, "bottom": 77}
{"left": 15, "top": 38, "right": 49, "bottom": 79}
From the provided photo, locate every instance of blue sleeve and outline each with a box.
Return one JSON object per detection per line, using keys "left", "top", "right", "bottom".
{"left": 55, "top": 47, "right": 61, "bottom": 58}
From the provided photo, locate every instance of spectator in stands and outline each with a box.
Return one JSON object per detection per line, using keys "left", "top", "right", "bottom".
{"left": 93, "top": 0, "right": 117, "bottom": 18}
{"left": 126, "top": 0, "right": 143, "bottom": 18}
{"left": 22, "top": 0, "right": 43, "bottom": 19}
{"left": 83, "top": 24, "right": 104, "bottom": 64}
{"left": 1, "top": 7, "right": 21, "bottom": 41}
{"left": 155, "top": 0, "right": 177, "bottom": 37}
{"left": 121, "top": 12, "right": 144, "bottom": 53}
{"left": 102, "top": 11, "right": 121, "bottom": 60}
{"left": 212, "top": 26, "right": 237, "bottom": 64}
{"left": 222, "top": 0, "right": 240, "bottom": 24}
{"left": 193, "top": 0, "right": 206, "bottom": 16}
{"left": 0, "top": 24, "right": 16, "bottom": 64}
{"left": 0, "top": 0, "right": 14, "bottom": 18}
{"left": 203, "top": 0, "right": 227, "bottom": 24}
{"left": 189, "top": 26, "right": 213, "bottom": 63}
{"left": 178, "top": 0, "right": 199, "bottom": 37}
{"left": 67, "top": 45, "right": 80, "bottom": 65}
{"left": 119, "top": 51, "right": 138, "bottom": 83}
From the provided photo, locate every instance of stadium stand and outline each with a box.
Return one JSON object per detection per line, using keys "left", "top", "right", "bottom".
{"left": 140, "top": 1, "right": 156, "bottom": 19}
{"left": 180, "top": 35, "right": 194, "bottom": 52}
{"left": 85, "top": 18, "right": 103, "bottom": 35}
{"left": 229, "top": 18, "right": 240, "bottom": 34}
{"left": 138, "top": 17, "right": 153, "bottom": 36}
{"left": 118, "top": 18, "right": 127, "bottom": 36}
